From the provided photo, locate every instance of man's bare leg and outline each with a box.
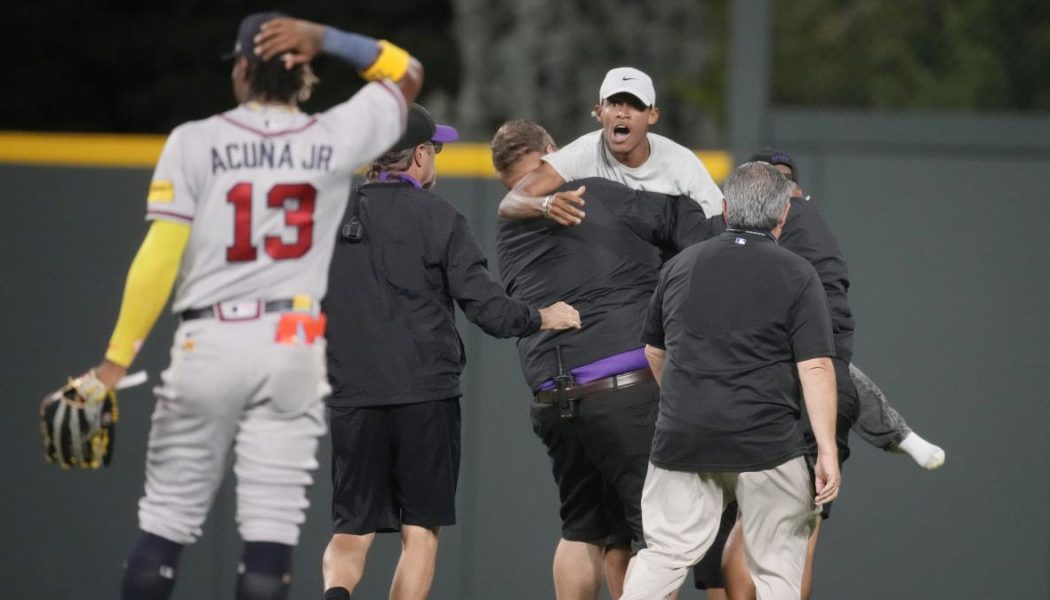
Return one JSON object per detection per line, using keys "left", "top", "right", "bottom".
{"left": 554, "top": 539, "right": 603, "bottom": 600}
{"left": 800, "top": 518, "right": 821, "bottom": 600}
{"left": 323, "top": 533, "right": 375, "bottom": 597}
{"left": 390, "top": 525, "right": 440, "bottom": 600}
{"left": 604, "top": 544, "right": 631, "bottom": 599}
{"left": 721, "top": 519, "right": 754, "bottom": 600}
{"left": 721, "top": 513, "right": 822, "bottom": 600}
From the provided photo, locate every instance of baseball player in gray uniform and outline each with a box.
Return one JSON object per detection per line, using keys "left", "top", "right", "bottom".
{"left": 80, "top": 13, "right": 423, "bottom": 600}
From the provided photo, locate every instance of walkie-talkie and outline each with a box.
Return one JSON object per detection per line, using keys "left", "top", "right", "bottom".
{"left": 341, "top": 186, "right": 364, "bottom": 243}
{"left": 554, "top": 346, "right": 577, "bottom": 419}
{"left": 341, "top": 216, "right": 363, "bottom": 242}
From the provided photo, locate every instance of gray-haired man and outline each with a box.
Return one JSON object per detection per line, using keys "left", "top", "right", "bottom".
{"left": 621, "top": 162, "right": 841, "bottom": 600}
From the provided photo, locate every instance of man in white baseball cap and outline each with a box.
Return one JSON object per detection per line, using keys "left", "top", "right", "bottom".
{"left": 598, "top": 66, "right": 657, "bottom": 108}
{"left": 498, "top": 65, "right": 723, "bottom": 223}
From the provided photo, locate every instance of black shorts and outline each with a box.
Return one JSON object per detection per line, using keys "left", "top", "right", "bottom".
{"left": 530, "top": 381, "right": 658, "bottom": 552}
{"left": 693, "top": 502, "right": 738, "bottom": 590}
{"left": 328, "top": 398, "right": 461, "bottom": 534}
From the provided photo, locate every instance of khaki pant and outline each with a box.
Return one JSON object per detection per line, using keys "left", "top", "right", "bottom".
{"left": 622, "top": 457, "right": 818, "bottom": 600}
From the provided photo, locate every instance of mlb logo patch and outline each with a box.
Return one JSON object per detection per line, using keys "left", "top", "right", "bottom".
{"left": 735, "top": 237, "right": 746, "bottom": 245}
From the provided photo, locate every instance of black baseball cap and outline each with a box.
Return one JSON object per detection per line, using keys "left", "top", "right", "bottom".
{"left": 390, "top": 104, "right": 459, "bottom": 152}
{"left": 750, "top": 147, "right": 798, "bottom": 182}
{"left": 223, "top": 11, "right": 287, "bottom": 61}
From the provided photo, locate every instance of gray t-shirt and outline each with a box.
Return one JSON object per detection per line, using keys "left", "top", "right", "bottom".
{"left": 543, "top": 130, "right": 723, "bottom": 217}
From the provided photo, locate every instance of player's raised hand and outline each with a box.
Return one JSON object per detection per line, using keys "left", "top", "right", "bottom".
{"left": 538, "top": 302, "right": 582, "bottom": 331}
{"left": 254, "top": 18, "right": 325, "bottom": 69}
{"left": 545, "top": 186, "right": 587, "bottom": 226}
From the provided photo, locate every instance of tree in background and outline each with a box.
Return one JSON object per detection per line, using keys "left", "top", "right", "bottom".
{"left": 772, "top": 0, "right": 1050, "bottom": 112}
{"left": 5, "top": 1, "right": 1050, "bottom": 136}
{"left": 452, "top": 0, "right": 727, "bottom": 147}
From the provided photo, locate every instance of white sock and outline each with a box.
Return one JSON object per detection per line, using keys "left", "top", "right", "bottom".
{"left": 893, "top": 431, "right": 945, "bottom": 470}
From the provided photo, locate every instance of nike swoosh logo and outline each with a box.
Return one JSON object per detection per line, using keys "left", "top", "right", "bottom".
{"left": 622, "top": 77, "right": 637, "bottom": 81}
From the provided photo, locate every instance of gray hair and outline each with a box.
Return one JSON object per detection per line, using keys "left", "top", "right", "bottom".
{"left": 722, "top": 161, "right": 792, "bottom": 231}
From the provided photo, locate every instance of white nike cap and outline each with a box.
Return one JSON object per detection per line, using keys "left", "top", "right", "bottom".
{"left": 599, "top": 67, "right": 656, "bottom": 107}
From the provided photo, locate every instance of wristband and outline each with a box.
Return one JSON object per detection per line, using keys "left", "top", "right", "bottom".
{"left": 321, "top": 27, "right": 381, "bottom": 71}
{"left": 541, "top": 194, "right": 553, "bottom": 219}
{"left": 359, "top": 40, "right": 411, "bottom": 82}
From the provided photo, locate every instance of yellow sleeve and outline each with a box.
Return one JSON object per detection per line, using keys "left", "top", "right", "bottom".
{"left": 105, "top": 220, "right": 190, "bottom": 367}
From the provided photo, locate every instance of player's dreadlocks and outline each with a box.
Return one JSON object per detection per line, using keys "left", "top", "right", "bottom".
{"left": 366, "top": 148, "right": 415, "bottom": 182}
{"left": 246, "top": 58, "right": 319, "bottom": 104}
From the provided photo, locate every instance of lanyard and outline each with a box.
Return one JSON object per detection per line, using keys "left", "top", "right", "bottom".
{"left": 724, "top": 228, "right": 777, "bottom": 243}
{"left": 377, "top": 171, "right": 423, "bottom": 188}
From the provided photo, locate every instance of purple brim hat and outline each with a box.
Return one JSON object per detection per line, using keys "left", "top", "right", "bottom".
{"left": 432, "top": 124, "right": 459, "bottom": 143}
{"left": 391, "top": 104, "right": 459, "bottom": 151}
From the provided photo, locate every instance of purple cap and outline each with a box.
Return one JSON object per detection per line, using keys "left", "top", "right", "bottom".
{"left": 390, "top": 104, "right": 459, "bottom": 152}
{"left": 750, "top": 147, "right": 798, "bottom": 182}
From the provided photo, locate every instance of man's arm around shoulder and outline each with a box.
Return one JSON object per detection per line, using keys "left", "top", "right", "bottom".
{"left": 498, "top": 162, "right": 586, "bottom": 226}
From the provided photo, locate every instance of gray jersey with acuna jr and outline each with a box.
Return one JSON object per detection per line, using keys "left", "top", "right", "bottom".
{"left": 145, "top": 79, "right": 406, "bottom": 312}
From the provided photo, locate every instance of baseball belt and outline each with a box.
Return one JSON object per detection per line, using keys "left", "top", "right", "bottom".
{"left": 180, "top": 298, "right": 299, "bottom": 322}
{"left": 534, "top": 368, "right": 655, "bottom": 404}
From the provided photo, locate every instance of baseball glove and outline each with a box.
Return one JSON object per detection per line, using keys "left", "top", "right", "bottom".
{"left": 40, "top": 370, "right": 119, "bottom": 469}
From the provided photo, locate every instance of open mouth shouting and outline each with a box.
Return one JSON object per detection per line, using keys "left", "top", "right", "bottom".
{"left": 611, "top": 123, "right": 631, "bottom": 144}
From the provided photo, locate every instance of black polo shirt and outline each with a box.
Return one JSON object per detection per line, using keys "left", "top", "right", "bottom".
{"left": 690, "top": 198, "right": 853, "bottom": 362}
{"left": 496, "top": 177, "right": 715, "bottom": 389}
{"left": 324, "top": 181, "right": 541, "bottom": 408}
{"left": 779, "top": 197, "right": 854, "bottom": 363}
{"left": 641, "top": 230, "right": 835, "bottom": 472}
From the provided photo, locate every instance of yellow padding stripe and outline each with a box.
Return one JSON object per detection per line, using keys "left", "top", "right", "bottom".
{"left": 435, "top": 145, "right": 733, "bottom": 183}
{"left": 0, "top": 131, "right": 164, "bottom": 168}
{"left": 0, "top": 132, "right": 732, "bottom": 182}
{"left": 695, "top": 151, "right": 733, "bottom": 185}
{"left": 435, "top": 144, "right": 499, "bottom": 178}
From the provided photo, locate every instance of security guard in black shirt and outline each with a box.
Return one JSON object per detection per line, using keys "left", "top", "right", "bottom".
{"left": 321, "top": 105, "right": 581, "bottom": 600}
{"left": 491, "top": 119, "right": 717, "bottom": 599}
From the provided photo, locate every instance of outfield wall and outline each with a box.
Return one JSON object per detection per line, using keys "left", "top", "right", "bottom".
{"left": 1, "top": 114, "right": 1047, "bottom": 598}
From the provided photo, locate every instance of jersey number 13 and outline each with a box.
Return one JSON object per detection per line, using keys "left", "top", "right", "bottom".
{"left": 225, "top": 182, "right": 316, "bottom": 263}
